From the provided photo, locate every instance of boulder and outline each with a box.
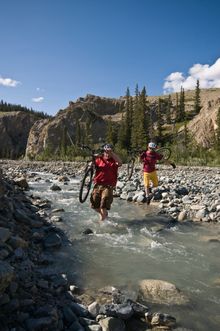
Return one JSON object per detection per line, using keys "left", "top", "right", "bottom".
{"left": 138, "top": 279, "right": 189, "bottom": 305}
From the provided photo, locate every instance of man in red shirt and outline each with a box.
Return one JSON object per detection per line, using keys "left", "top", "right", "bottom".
{"left": 140, "top": 142, "right": 175, "bottom": 204}
{"left": 90, "top": 144, "right": 122, "bottom": 221}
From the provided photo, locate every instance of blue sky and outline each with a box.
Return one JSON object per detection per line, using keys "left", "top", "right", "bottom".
{"left": 1, "top": 0, "right": 220, "bottom": 115}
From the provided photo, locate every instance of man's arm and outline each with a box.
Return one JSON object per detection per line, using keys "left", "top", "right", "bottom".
{"left": 110, "top": 151, "right": 122, "bottom": 167}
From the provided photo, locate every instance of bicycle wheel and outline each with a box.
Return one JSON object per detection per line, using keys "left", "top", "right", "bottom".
{"left": 157, "top": 147, "right": 171, "bottom": 160}
{"left": 127, "top": 158, "right": 135, "bottom": 180}
{"left": 79, "top": 167, "right": 94, "bottom": 203}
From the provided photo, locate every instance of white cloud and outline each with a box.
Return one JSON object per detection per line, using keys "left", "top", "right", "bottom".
{"left": 32, "top": 96, "right": 44, "bottom": 103}
{"left": 36, "top": 87, "right": 45, "bottom": 92}
{"left": 163, "top": 58, "right": 220, "bottom": 94}
{"left": 0, "top": 76, "right": 21, "bottom": 87}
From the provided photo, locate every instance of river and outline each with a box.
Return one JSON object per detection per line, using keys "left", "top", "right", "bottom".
{"left": 28, "top": 171, "right": 220, "bottom": 331}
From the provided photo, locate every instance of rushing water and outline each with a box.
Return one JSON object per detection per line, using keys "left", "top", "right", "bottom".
{"left": 28, "top": 172, "right": 220, "bottom": 331}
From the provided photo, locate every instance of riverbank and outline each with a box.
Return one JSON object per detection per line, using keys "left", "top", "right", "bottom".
{"left": 0, "top": 162, "right": 194, "bottom": 331}
{"left": 1, "top": 159, "right": 219, "bottom": 222}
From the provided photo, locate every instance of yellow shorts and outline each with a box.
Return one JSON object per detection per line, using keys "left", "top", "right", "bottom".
{"left": 143, "top": 171, "right": 158, "bottom": 188}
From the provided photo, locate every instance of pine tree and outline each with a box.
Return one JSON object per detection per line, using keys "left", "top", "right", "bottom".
{"left": 157, "top": 98, "right": 163, "bottom": 142}
{"left": 176, "top": 87, "right": 185, "bottom": 122}
{"left": 131, "top": 84, "right": 140, "bottom": 148}
{"left": 117, "top": 118, "right": 127, "bottom": 149}
{"left": 216, "top": 107, "right": 220, "bottom": 151}
{"left": 180, "top": 87, "right": 185, "bottom": 121}
{"left": 183, "top": 120, "right": 190, "bottom": 148}
{"left": 166, "top": 95, "right": 172, "bottom": 124}
{"left": 139, "top": 86, "right": 149, "bottom": 146}
{"left": 194, "top": 79, "right": 201, "bottom": 114}
{"left": 124, "top": 87, "right": 133, "bottom": 149}
{"left": 106, "top": 117, "right": 117, "bottom": 145}
{"left": 175, "top": 93, "right": 179, "bottom": 122}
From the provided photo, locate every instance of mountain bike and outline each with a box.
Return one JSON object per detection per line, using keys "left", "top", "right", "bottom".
{"left": 127, "top": 148, "right": 143, "bottom": 180}
{"left": 78, "top": 145, "right": 98, "bottom": 203}
{"left": 127, "top": 147, "right": 172, "bottom": 180}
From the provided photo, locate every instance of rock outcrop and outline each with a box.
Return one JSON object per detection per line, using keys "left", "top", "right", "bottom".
{"left": 149, "top": 88, "right": 220, "bottom": 148}
{"left": 2, "top": 89, "right": 220, "bottom": 160}
{"left": 186, "top": 88, "right": 220, "bottom": 147}
{"left": 26, "top": 95, "right": 125, "bottom": 159}
{"left": 0, "top": 111, "right": 37, "bottom": 158}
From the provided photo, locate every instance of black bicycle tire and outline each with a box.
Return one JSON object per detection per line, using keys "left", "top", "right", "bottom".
{"left": 127, "top": 158, "right": 135, "bottom": 180}
{"left": 157, "top": 147, "right": 171, "bottom": 160}
{"left": 79, "top": 167, "right": 94, "bottom": 203}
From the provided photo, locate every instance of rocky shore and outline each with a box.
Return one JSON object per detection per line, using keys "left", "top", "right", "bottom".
{"left": 0, "top": 160, "right": 195, "bottom": 331}
{"left": 0, "top": 160, "right": 219, "bottom": 223}
{"left": 117, "top": 164, "right": 220, "bottom": 223}
{"left": 0, "top": 159, "right": 219, "bottom": 330}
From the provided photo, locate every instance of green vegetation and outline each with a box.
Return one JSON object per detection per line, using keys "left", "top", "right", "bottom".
{"left": 35, "top": 82, "right": 220, "bottom": 166}
{"left": 2, "top": 83, "right": 220, "bottom": 166}
{"left": 0, "top": 100, "right": 51, "bottom": 119}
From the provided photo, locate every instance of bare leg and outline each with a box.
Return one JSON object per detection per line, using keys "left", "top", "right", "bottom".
{"left": 145, "top": 186, "right": 150, "bottom": 197}
{"left": 99, "top": 208, "right": 108, "bottom": 221}
{"left": 145, "top": 186, "right": 153, "bottom": 205}
{"left": 93, "top": 208, "right": 108, "bottom": 221}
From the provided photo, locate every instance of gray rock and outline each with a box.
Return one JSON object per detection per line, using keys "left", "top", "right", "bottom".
{"left": 88, "top": 301, "right": 100, "bottom": 317}
{"left": 0, "top": 227, "right": 11, "bottom": 243}
{"left": 25, "top": 317, "right": 54, "bottom": 331}
{"left": 0, "top": 261, "right": 14, "bottom": 293}
{"left": 50, "top": 184, "right": 62, "bottom": 191}
{"left": 99, "top": 316, "right": 126, "bottom": 331}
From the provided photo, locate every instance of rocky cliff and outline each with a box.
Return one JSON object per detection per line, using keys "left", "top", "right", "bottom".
{"left": 0, "top": 111, "right": 38, "bottom": 158}
{"left": 1, "top": 90, "right": 220, "bottom": 160}
{"left": 186, "top": 88, "right": 220, "bottom": 147}
{"left": 26, "top": 94, "right": 125, "bottom": 159}
{"left": 144, "top": 88, "right": 219, "bottom": 150}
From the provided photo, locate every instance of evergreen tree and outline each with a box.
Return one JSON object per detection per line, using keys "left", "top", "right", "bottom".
{"left": 124, "top": 87, "right": 133, "bottom": 148}
{"left": 176, "top": 87, "right": 185, "bottom": 122}
{"left": 148, "top": 104, "right": 155, "bottom": 141}
{"left": 106, "top": 117, "right": 117, "bottom": 145}
{"left": 117, "top": 118, "right": 127, "bottom": 149}
{"left": 166, "top": 95, "right": 172, "bottom": 124}
{"left": 130, "top": 84, "right": 149, "bottom": 149}
{"left": 216, "top": 107, "right": 220, "bottom": 151}
{"left": 194, "top": 79, "right": 201, "bottom": 114}
{"left": 157, "top": 98, "right": 163, "bottom": 142}
{"left": 139, "top": 86, "right": 149, "bottom": 146}
{"left": 183, "top": 120, "right": 190, "bottom": 148}
{"left": 175, "top": 92, "right": 179, "bottom": 122}
{"left": 0, "top": 99, "right": 51, "bottom": 119}
{"left": 131, "top": 84, "right": 140, "bottom": 148}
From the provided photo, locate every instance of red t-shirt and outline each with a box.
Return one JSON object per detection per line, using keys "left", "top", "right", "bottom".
{"left": 93, "top": 156, "right": 119, "bottom": 187}
{"left": 140, "top": 150, "right": 163, "bottom": 173}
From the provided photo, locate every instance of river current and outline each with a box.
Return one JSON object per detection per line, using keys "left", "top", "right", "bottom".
{"left": 28, "top": 171, "right": 220, "bottom": 331}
